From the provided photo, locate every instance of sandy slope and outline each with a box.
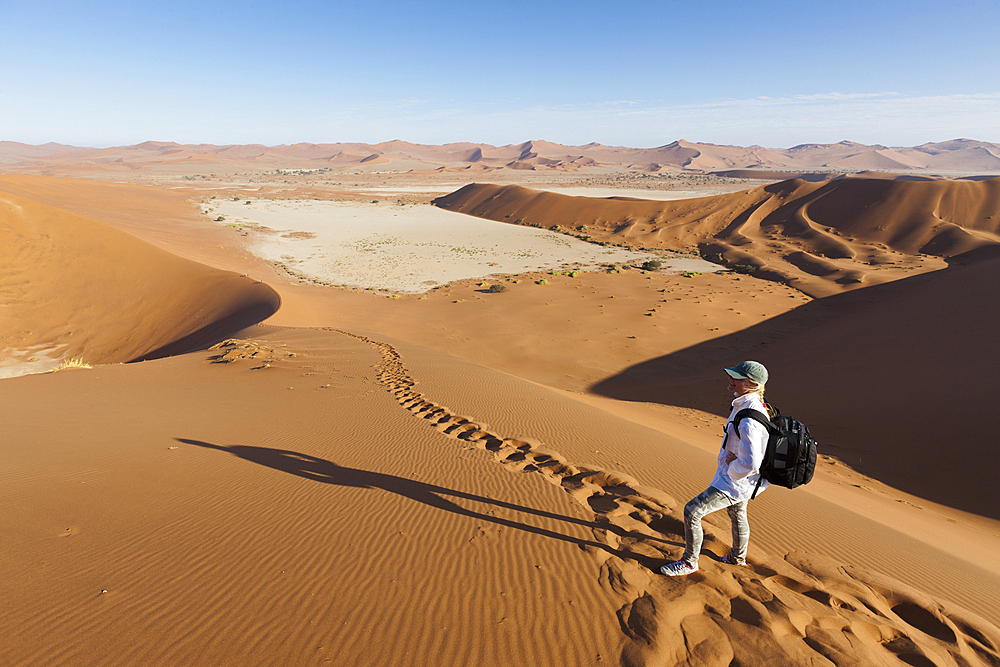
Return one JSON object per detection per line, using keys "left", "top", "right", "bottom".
{"left": 0, "top": 188, "right": 279, "bottom": 375}
{"left": 0, "top": 173, "right": 271, "bottom": 272}
{"left": 3, "top": 175, "right": 1000, "bottom": 666}
{"left": 2, "top": 328, "right": 998, "bottom": 666}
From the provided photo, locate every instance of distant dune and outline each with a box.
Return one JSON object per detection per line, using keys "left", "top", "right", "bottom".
{"left": 2, "top": 137, "right": 999, "bottom": 174}
{"left": 433, "top": 177, "right": 1000, "bottom": 296}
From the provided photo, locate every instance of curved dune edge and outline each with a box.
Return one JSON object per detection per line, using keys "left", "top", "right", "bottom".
{"left": 316, "top": 329, "right": 1000, "bottom": 667}
{"left": 433, "top": 177, "right": 1000, "bottom": 297}
{"left": 0, "top": 190, "right": 280, "bottom": 373}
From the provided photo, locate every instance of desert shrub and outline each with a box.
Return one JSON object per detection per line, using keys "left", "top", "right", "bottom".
{"left": 53, "top": 357, "right": 91, "bottom": 371}
{"left": 536, "top": 279, "right": 548, "bottom": 285}
{"left": 732, "top": 264, "right": 758, "bottom": 274}
{"left": 641, "top": 259, "right": 662, "bottom": 271}
{"left": 488, "top": 284, "right": 506, "bottom": 293}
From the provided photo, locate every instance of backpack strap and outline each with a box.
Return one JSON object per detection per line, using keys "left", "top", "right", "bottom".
{"left": 733, "top": 408, "right": 774, "bottom": 433}
{"left": 731, "top": 408, "right": 776, "bottom": 500}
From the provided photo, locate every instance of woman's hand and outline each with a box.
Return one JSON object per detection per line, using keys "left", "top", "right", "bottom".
{"left": 726, "top": 451, "right": 737, "bottom": 464}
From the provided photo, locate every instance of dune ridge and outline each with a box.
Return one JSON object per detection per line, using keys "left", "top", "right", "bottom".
{"left": 327, "top": 328, "right": 1000, "bottom": 666}
{"left": 591, "top": 253, "right": 1000, "bottom": 519}
{"left": 0, "top": 190, "right": 279, "bottom": 373}
{"left": 432, "top": 178, "right": 1000, "bottom": 296}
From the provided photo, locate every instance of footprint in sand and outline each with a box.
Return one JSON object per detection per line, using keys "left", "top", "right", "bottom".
{"left": 329, "top": 327, "right": 1000, "bottom": 667}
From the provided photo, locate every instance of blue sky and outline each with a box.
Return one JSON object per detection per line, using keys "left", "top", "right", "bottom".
{"left": 2, "top": 0, "right": 998, "bottom": 148}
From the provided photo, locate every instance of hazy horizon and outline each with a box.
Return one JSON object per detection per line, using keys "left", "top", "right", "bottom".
{"left": 4, "top": 136, "right": 997, "bottom": 152}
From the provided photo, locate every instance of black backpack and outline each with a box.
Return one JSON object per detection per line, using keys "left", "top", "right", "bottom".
{"left": 732, "top": 404, "right": 818, "bottom": 499}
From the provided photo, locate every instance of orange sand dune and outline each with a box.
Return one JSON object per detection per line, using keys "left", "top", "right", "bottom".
{"left": 433, "top": 178, "right": 1000, "bottom": 296}
{"left": 0, "top": 190, "right": 279, "bottom": 370}
{"left": 2, "top": 329, "right": 999, "bottom": 666}
{"left": 4, "top": 175, "right": 1000, "bottom": 666}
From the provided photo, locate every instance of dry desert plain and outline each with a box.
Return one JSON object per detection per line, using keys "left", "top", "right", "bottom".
{"left": 2, "top": 150, "right": 1000, "bottom": 667}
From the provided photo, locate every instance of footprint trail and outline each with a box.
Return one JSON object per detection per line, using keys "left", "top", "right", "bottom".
{"left": 329, "top": 328, "right": 1000, "bottom": 667}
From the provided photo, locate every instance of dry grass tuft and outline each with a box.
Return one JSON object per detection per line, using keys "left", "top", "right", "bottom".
{"left": 53, "top": 357, "right": 92, "bottom": 372}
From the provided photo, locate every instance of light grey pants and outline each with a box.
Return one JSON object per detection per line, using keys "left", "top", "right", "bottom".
{"left": 681, "top": 486, "right": 749, "bottom": 567}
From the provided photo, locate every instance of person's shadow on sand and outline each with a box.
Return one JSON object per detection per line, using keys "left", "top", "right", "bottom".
{"left": 177, "top": 438, "right": 677, "bottom": 566}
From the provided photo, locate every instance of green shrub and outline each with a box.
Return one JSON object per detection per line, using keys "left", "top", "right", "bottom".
{"left": 641, "top": 259, "right": 662, "bottom": 271}
{"left": 488, "top": 284, "right": 506, "bottom": 293}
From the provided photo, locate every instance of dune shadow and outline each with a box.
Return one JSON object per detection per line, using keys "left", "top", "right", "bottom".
{"left": 588, "top": 259, "right": 1000, "bottom": 520}
{"left": 177, "top": 438, "right": 669, "bottom": 567}
{"left": 132, "top": 287, "right": 281, "bottom": 362}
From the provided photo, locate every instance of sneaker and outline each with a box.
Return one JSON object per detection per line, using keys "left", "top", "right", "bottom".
{"left": 721, "top": 553, "right": 746, "bottom": 566}
{"left": 661, "top": 560, "right": 698, "bottom": 576}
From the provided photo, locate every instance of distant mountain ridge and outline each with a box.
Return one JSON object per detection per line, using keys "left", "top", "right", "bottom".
{"left": 1, "top": 138, "right": 998, "bottom": 174}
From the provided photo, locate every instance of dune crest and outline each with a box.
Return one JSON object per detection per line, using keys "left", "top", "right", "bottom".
{"left": 330, "top": 328, "right": 1000, "bottom": 667}
{"left": 433, "top": 178, "right": 1000, "bottom": 296}
{"left": 0, "top": 191, "right": 279, "bottom": 374}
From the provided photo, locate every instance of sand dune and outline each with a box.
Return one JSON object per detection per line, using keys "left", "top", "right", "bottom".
{"left": 0, "top": 189, "right": 279, "bottom": 374}
{"left": 3, "top": 172, "right": 1000, "bottom": 666}
{"left": 433, "top": 178, "right": 1000, "bottom": 296}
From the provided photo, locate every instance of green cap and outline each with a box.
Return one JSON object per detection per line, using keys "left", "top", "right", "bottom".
{"left": 725, "top": 361, "right": 768, "bottom": 385}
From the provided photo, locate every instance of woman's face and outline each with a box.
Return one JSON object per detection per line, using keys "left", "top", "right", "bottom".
{"left": 727, "top": 374, "right": 755, "bottom": 396}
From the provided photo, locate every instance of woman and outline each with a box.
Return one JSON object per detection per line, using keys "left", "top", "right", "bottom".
{"left": 661, "top": 360, "right": 770, "bottom": 576}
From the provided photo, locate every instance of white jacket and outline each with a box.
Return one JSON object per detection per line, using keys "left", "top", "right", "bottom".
{"left": 711, "top": 392, "right": 770, "bottom": 501}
